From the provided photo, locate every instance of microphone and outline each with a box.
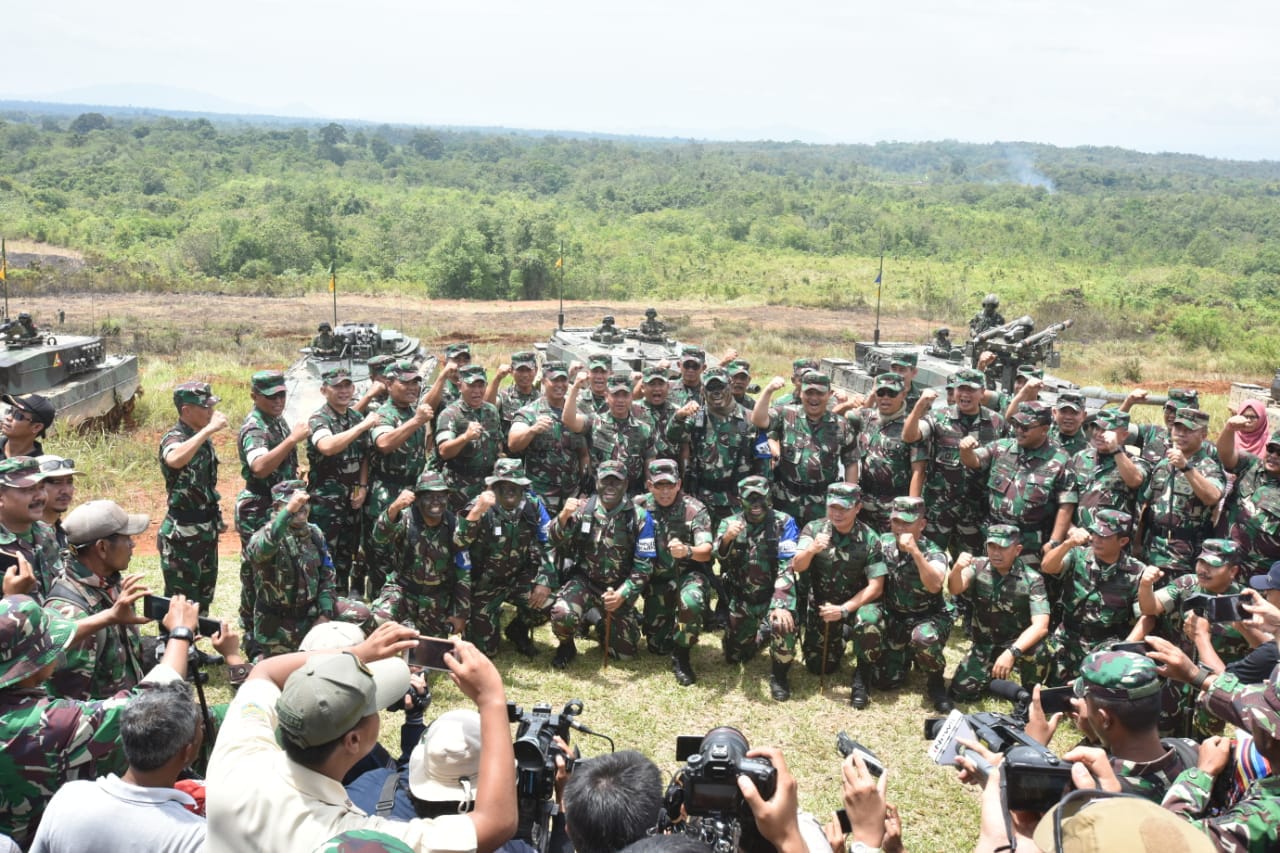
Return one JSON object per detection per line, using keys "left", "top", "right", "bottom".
{"left": 988, "top": 679, "right": 1030, "bottom": 706}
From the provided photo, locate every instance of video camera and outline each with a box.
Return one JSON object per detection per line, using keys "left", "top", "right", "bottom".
{"left": 661, "top": 727, "right": 777, "bottom": 853}
{"left": 508, "top": 699, "right": 584, "bottom": 853}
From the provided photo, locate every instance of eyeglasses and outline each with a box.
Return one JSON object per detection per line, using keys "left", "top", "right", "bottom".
{"left": 6, "top": 409, "right": 30, "bottom": 422}
{"left": 875, "top": 389, "right": 898, "bottom": 398}
{"left": 39, "top": 458, "right": 76, "bottom": 472}
{"left": 1267, "top": 444, "right": 1280, "bottom": 456}
{"left": 1242, "top": 411, "right": 1260, "bottom": 421}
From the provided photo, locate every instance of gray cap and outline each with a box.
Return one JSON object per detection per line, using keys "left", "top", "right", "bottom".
{"left": 276, "top": 653, "right": 409, "bottom": 747}
{"left": 63, "top": 499, "right": 150, "bottom": 546}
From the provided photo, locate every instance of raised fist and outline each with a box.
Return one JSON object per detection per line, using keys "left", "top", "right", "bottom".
{"left": 918, "top": 388, "right": 938, "bottom": 407}
{"left": 562, "top": 497, "right": 583, "bottom": 516}
{"left": 766, "top": 376, "right": 787, "bottom": 393}
{"left": 1068, "top": 526, "right": 1092, "bottom": 547}
{"left": 722, "top": 519, "right": 746, "bottom": 542}
{"left": 391, "top": 489, "right": 416, "bottom": 512}
{"left": 209, "top": 411, "right": 230, "bottom": 432}
{"left": 959, "top": 435, "right": 979, "bottom": 451}
{"left": 677, "top": 401, "right": 700, "bottom": 420}
{"left": 1140, "top": 564, "right": 1165, "bottom": 587}
{"left": 285, "top": 490, "right": 309, "bottom": 514}
{"left": 475, "top": 490, "right": 497, "bottom": 513}
{"left": 897, "top": 532, "right": 916, "bottom": 552}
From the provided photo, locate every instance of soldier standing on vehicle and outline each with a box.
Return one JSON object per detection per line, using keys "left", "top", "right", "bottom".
{"left": 158, "top": 381, "right": 227, "bottom": 613}
{"left": 563, "top": 371, "right": 655, "bottom": 496}
{"left": 508, "top": 361, "right": 589, "bottom": 513}
{"left": 968, "top": 293, "right": 1005, "bottom": 337}
{"left": 436, "top": 364, "right": 503, "bottom": 512}
{"left": 849, "top": 372, "right": 929, "bottom": 533}
{"left": 486, "top": 351, "right": 541, "bottom": 454}
{"left": 311, "top": 322, "right": 337, "bottom": 354}
{"left": 575, "top": 354, "right": 613, "bottom": 415}
{"left": 634, "top": 365, "right": 678, "bottom": 460}
{"left": 1072, "top": 408, "right": 1149, "bottom": 532}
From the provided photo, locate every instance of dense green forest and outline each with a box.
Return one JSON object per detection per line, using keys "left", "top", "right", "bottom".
{"left": 2, "top": 106, "right": 1280, "bottom": 369}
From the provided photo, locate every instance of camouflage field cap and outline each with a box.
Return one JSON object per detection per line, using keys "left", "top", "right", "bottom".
{"left": 1267, "top": 429, "right": 1280, "bottom": 452}
{"left": 890, "top": 496, "right": 925, "bottom": 523}
{"left": 873, "top": 372, "right": 905, "bottom": 393}
{"left": 1197, "top": 538, "right": 1240, "bottom": 567}
{"left": 486, "top": 458, "right": 531, "bottom": 487}
{"left": 606, "top": 373, "right": 633, "bottom": 392}
{"left": 1016, "top": 364, "right": 1044, "bottom": 380}
{"left": 588, "top": 354, "right": 612, "bottom": 371}
{"left": 1208, "top": 673, "right": 1280, "bottom": 739}
{"left": 792, "top": 357, "right": 820, "bottom": 372}
{"left": 458, "top": 364, "right": 487, "bottom": 385}
{"left": 725, "top": 359, "right": 751, "bottom": 377}
{"left": 679, "top": 346, "right": 705, "bottom": 365}
{"left": 1012, "top": 401, "right": 1053, "bottom": 427}
{"left": 251, "top": 370, "right": 287, "bottom": 396}
{"left": 1248, "top": 560, "right": 1280, "bottom": 592}
{"left": 385, "top": 360, "right": 422, "bottom": 383}
{"left": 366, "top": 354, "right": 396, "bottom": 376}
{"left": 414, "top": 470, "right": 450, "bottom": 493}
{"left": 543, "top": 360, "right": 570, "bottom": 379}
{"left": 647, "top": 459, "right": 680, "bottom": 485}
{"left": 321, "top": 367, "right": 353, "bottom": 387}
{"left": 1054, "top": 391, "right": 1085, "bottom": 411}
{"left": 953, "top": 368, "right": 986, "bottom": 389}
{"left": 597, "top": 460, "right": 627, "bottom": 482}
{"left": 511, "top": 351, "right": 538, "bottom": 369}
{"left": 1165, "top": 387, "right": 1200, "bottom": 409}
{"left": 174, "top": 381, "right": 219, "bottom": 408}
{"left": 739, "top": 475, "right": 771, "bottom": 499}
{"left": 0, "top": 594, "right": 77, "bottom": 690}
{"left": 800, "top": 371, "right": 831, "bottom": 391}
{"left": 945, "top": 374, "right": 959, "bottom": 390}
{"left": 890, "top": 351, "right": 918, "bottom": 368}
{"left": 1073, "top": 650, "right": 1162, "bottom": 701}
{"left": 1172, "top": 407, "right": 1210, "bottom": 430}
{"left": 702, "top": 367, "right": 729, "bottom": 389}
{"left": 985, "top": 524, "right": 1021, "bottom": 547}
{"left": 314, "top": 829, "right": 415, "bottom": 853}
{"left": 826, "top": 482, "right": 862, "bottom": 508}
{"left": 63, "top": 499, "right": 150, "bottom": 546}
{"left": 444, "top": 342, "right": 471, "bottom": 360}
{"left": 1087, "top": 508, "right": 1133, "bottom": 538}
{"left": 276, "top": 653, "right": 382, "bottom": 747}
{"left": 0, "top": 456, "right": 44, "bottom": 489}
{"left": 641, "top": 365, "right": 668, "bottom": 383}
{"left": 1089, "top": 408, "right": 1130, "bottom": 430}
{"left": 270, "top": 479, "right": 308, "bottom": 501}
{"left": 1032, "top": 792, "right": 1213, "bottom": 853}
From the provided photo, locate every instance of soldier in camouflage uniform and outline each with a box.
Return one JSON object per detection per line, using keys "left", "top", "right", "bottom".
{"left": 235, "top": 369, "right": 309, "bottom": 633}
{"left": 715, "top": 475, "right": 800, "bottom": 700}
{"left": 790, "top": 483, "right": 886, "bottom": 708}
{"left": 370, "top": 471, "right": 470, "bottom": 639}
{"left": 771, "top": 357, "right": 820, "bottom": 408}
{"left": 1071, "top": 408, "right": 1149, "bottom": 532}
{"left": 352, "top": 353, "right": 396, "bottom": 414}
{"left": 868, "top": 496, "right": 953, "bottom": 713}
{"left": 985, "top": 363, "right": 1043, "bottom": 421}
{"left": 1048, "top": 390, "right": 1088, "bottom": 455}
{"left": 564, "top": 371, "right": 655, "bottom": 496}
{"left": 1217, "top": 420, "right": 1280, "bottom": 579}
{"left": 158, "top": 381, "right": 228, "bottom": 613}
{"left": 726, "top": 359, "right": 755, "bottom": 409}
{"left": 547, "top": 461, "right": 657, "bottom": 668}
{"left": 849, "top": 372, "right": 929, "bottom": 532}
{"left": 46, "top": 500, "right": 151, "bottom": 701}
{"left": 1121, "top": 386, "right": 1199, "bottom": 465}
{"left": 245, "top": 481, "right": 372, "bottom": 659}
{"left": 455, "top": 459, "right": 554, "bottom": 658}
{"left": 1040, "top": 510, "right": 1146, "bottom": 683}
{"left": 668, "top": 345, "right": 707, "bottom": 408}
{"left": 575, "top": 353, "right": 613, "bottom": 415}
{"left": 425, "top": 342, "right": 471, "bottom": 411}
{"left": 364, "top": 360, "right": 434, "bottom": 599}
{"left": 633, "top": 459, "right": 714, "bottom": 685}
{"left": 1138, "top": 407, "right": 1225, "bottom": 580}
{"left": 946, "top": 524, "right": 1050, "bottom": 702}
{"left": 486, "top": 351, "right": 541, "bottom": 454}
{"left": 507, "top": 361, "right": 589, "bottom": 512}
{"left": 634, "top": 365, "right": 678, "bottom": 460}
{"left": 968, "top": 293, "right": 1004, "bottom": 337}
{"left": 307, "top": 367, "right": 381, "bottom": 594}
{"left": 0, "top": 457, "right": 62, "bottom": 602}
{"left": 903, "top": 368, "right": 1005, "bottom": 556}
{"left": 436, "top": 364, "right": 503, "bottom": 512}
{"left": 0, "top": 593, "right": 198, "bottom": 848}
{"left": 887, "top": 351, "right": 921, "bottom": 411}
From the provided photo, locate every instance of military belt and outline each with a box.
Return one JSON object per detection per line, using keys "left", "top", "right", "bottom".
{"left": 397, "top": 576, "right": 443, "bottom": 595}
{"left": 1061, "top": 616, "right": 1118, "bottom": 642}
{"left": 697, "top": 475, "right": 740, "bottom": 494}
{"left": 243, "top": 480, "right": 273, "bottom": 498}
{"left": 167, "top": 506, "right": 218, "bottom": 525}
{"left": 780, "top": 478, "right": 828, "bottom": 498}
{"left": 887, "top": 604, "right": 944, "bottom": 620}
{"left": 1150, "top": 525, "right": 1207, "bottom": 540}
{"left": 258, "top": 600, "right": 316, "bottom": 619}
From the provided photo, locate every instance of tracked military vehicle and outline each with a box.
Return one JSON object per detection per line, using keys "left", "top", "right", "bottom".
{"left": 0, "top": 314, "right": 140, "bottom": 429}
{"left": 284, "top": 321, "right": 432, "bottom": 424}
{"left": 537, "top": 310, "right": 719, "bottom": 372}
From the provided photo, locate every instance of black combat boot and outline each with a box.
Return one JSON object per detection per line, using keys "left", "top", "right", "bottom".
{"left": 552, "top": 639, "right": 578, "bottom": 670}
{"left": 927, "top": 671, "right": 954, "bottom": 714}
{"left": 671, "top": 647, "right": 697, "bottom": 686}
{"left": 769, "top": 660, "right": 792, "bottom": 701}
{"left": 849, "top": 665, "right": 870, "bottom": 709}
{"left": 504, "top": 619, "right": 538, "bottom": 659}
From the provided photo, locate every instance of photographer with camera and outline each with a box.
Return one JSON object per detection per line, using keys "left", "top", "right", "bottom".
{"left": 564, "top": 750, "right": 664, "bottom": 853}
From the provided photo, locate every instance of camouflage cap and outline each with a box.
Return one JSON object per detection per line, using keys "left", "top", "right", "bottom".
{"left": 890, "top": 496, "right": 925, "bottom": 523}
{"left": 1054, "top": 391, "right": 1085, "bottom": 411}
{"left": 251, "top": 370, "right": 287, "bottom": 396}
{"left": 173, "top": 381, "right": 219, "bottom": 407}
{"left": 890, "top": 351, "right": 919, "bottom": 368}
{"left": 800, "top": 371, "right": 831, "bottom": 391}
{"left": 679, "top": 345, "right": 706, "bottom": 365}
{"left": 511, "top": 351, "right": 538, "bottom": 368}
{"left": 953, "top": 368, "right": 986, "bottom": 389}
{"left": 1089, "top": 408, "right": 1130, "bottom": 430}
{"left": 826, "top": 482, "right": 862, "bottom": 508}
{"left": 366, "top": 354, "right": 396, "bottom": 376}
{"left": 1249, "top": 560, "right": 1280, "bottom": 592}
{"left": 1, "top": 393, "right": 56, "bottom": 428}
{"left": 1073, "top": 650, "right": 1162, "bottom": 701}
{"left": 313, "top": 829, "right": 416, "bottom": 853}
{"left": 1165, "top": 387, "right": 1200, "bottom": 409}
{"left": 945, "top": 374, "right": 959, "bottom": 390}
{"left": 384, "top": 360, "right": 422, "bottom": 383}
{"left": 702, "top": 367, "right": 729, "bottom": 389}
{"left": 321, "top": 367, "right": 353, "bottom": 387}
{"left": 725, "top": 359, "right": 751, "bottom": 377}
{"left": 985, "top": 524, "right": 1021, "bottom": 547}
{"left": 1016, "top": 364, "right": 1044, "bottom": 380}
{"left": 458, "top": 364, "right": 487, "bottom": 385}
{"left": 1012, "top": 401, "right": 1053, "bottom": 427}
{"left": 873, "top": 372, "right": 905, "bottom": 393}
{"left": 588, "top": 354, "right": 612, "bottom": 371}
{"left": 486, "top": 457, "right": 531, "bottom": 487}
{"left": 414, "top": 470, "right": 449, "bottom": 493}
{"left": 543, "top": 360, "right": 570, "bottom": 379}
{"left": 1267, "top": 429, "right": 1280, "bottom": 451}
{"left": 641, "top": 365, "right": 668, "bottom": 383}
{"left": 0, "top": 456, "right": 44, "bottom": 489}
{"left": 276, "top": 653, "right": 400, "bottom": 748}
{"left": 0, "top": 594, "right": 77, "bottom": 690}
{"left": 606, "top": 373, "right": 633, "bottom": 392}
{"left": 1172, "top": 407, "right": 1210, "bottom": 430}
{"left": 1197, "top": 538, "right": 1240, "bottom": 568}
{"left": 792, "top": 357, "right": 820, "bottom": 372}
{"left": 739, "top": 475, "right": 771, "bottom": 499}
{"left": 1032, "top": 792, "right": 1213, "bottom": 853}
{"left": 1208, "top": 673, "right": 1280, "bottom": 738}
{"left": 647, "top": 458, "right": 680, "bottom": 485}
{"left": 63, "top": 499, "right": 150, "bottom": 545}
{"left": 270, "top": 479, "right": 308, "bottom": 501}
{"left": 444, "top": 342, "right": 471, "bottom": 359}
{"left": 597, "top": 460, "right": 627, "bottom": 482}
{"left": 1087, "top": 508, "right": 1133, "bottom": 538}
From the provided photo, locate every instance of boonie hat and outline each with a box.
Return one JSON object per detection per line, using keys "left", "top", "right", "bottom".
{"left": 173, "top": 381, "right": 219, "bottom": 408}
{"left": 36, "top": 455, "right": 80, "bottom": 477}
{"left": 63, "top": 499, "right": 150, "bottom": 546}
{"left": 0, "top": 595, "right": 77, "bottom": 690}
{"left": 408, "top": 709, "right": 483, "bottom": 803}
{"left": 251, "top": 370, "right": 287, "bottom": 396}
{"left": 486, "top": 458, "right": 531, "bottom": 487}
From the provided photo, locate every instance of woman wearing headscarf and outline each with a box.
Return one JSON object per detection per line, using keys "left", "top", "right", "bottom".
{"left": 1217, "top": 399, "right": 1280, "bottom": 578}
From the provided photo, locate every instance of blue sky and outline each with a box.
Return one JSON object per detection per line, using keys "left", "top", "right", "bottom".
{"left": 6, "top": 1, "right": 1278, "bottom": 160}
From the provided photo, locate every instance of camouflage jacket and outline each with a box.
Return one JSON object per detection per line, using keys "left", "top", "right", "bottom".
{"left": 246, "top": 509, "right": 337, "bottom": 618}
{"left": 576, "top": 390, "right": 610, "bottom": 415}
{"left": 849, "top": 405, "right": 928, "bottom": 502}
{"left": 158, "top": 421, "right": 220, "bottom": 521}
{"left": 1223, "top": 453, "right": 1280, "bottom": 577}
{"left": 922, "top": 406, "right": 1006, "bottom": 511}
{"left": 1071, "top": 444, "right": 1150, "bottom": 531}
{"left": 767, "top": 406, "right": 859, "bottom": 502}
{"left": 1049, "top": 426, "right": 1089, "bottom": 457}
{"left": 373, "top": 507, "right": 471, "bottom": 614}
{"left": 0, "top": 522, "right": 63, "bottom": 602}
{"left": 668, "top": 382, "right": 705, "bottom": 409}
{"left": 46, "top": 561, "right": 146, "bottom": 701}
{"left": 716, "top": 510, "right": 799, "bottom": 610}
{"left": 497, "top": 385, "right": 540, "bottom": 435}
{"left": 1154, "top": 576, "right": 1250, "bottom": 661}
{"left": 435, "top": 400, "right": 502, "bottom": 492}
{"left": 237, "top": 407, "right": 298, "bottom": 498}
{"left": 879, "top": 533, "right": 949, "bottom": 616}
{"left": 1140, "top": 444, "right": 1225, "bottom": 536}
{"left": 634, "top": 399, "right": 678, "bottom": 458}
{"left": 548, "top": 498, "right": 656, "bottom": 602}
{"left": 306, "top": 404, "right": 368, "bottom": 498}
{"left": 1163, "top": 761, "right": 1280, "bottom": 851}
{"left": 1112, "top": 744, "right": 1194, "bottom": 803}
{"left": 796, "top": 519, "right": 887, "bottom": 605}
{"left": 510, "top": 398, "right": 587, "bottom": 504}
{"left": 455, "top": 494, "right": 554, "bottom": 588}
{"left": 634, "top": 492, "right": 714, "bottom": 579}
{"left": 1055, "top": 548, "right": 1144, "bottom": 640}
{"left": 583, "top": 411, "right": 655, "bottom": 490}
{"left": 1135, "top": 422, "right": 1171, "bottom": 466}
{"left": 666, "top": 404, "right": 764, "bottom": 508}
{"left": 963, "top": 557, "right": 1050, "bottom": 647}
{"left": 367, "top": 403, "right": 428, "bottom": 488}
{"left": 973, "top": 438, "right": 1077, "bottom": 549}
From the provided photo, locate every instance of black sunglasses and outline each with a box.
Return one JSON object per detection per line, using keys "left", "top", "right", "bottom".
{"left": 875, "top": 389, "right": 898, "bottom": 398}
{"left": 40, "top": 458, "right": 76, "bottom": 472}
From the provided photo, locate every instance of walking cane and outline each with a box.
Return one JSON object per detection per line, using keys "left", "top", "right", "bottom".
{"left": 820, "top": 620, "right": 832, "bottom": 691}
{"left": 603, "top": 588, "right": 613, "bottom": 668}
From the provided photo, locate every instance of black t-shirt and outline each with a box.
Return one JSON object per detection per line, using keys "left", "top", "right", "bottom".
{"left": 1225, "top": 640, "right": 1280, "bottom": 683}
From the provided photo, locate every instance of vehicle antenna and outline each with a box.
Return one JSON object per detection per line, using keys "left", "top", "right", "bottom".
{"left": 873, "top": 246, "right": 884, "bottom": 345}
{"left": 557, "top": 241, "right": 565, "bottom": 330}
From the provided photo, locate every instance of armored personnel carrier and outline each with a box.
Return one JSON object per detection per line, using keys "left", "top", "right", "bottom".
{"left": 537, "top": 310, "right": 718, "bottom": 372}
{"left": 284, "top": 321, "right": 432, "bottom": 424}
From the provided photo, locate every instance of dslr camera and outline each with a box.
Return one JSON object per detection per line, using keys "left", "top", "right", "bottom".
{"left": 661, "top": 727, "right": 777, "bottom": 853}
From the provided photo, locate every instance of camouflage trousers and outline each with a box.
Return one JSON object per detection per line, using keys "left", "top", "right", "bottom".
{"left": 469, "top": 571, "right": 550, "bottom": 656}
{"left": 309, "top": 493, "right": 363, "bottom": 596}
{"left": 643, "top": 569, "right": 712, "bottom": 653}
{"left": 668, "top": 571, "right": 714, "bottom": 651}
{"left": 951, "top": 641, "right": 1049, "bottom": 701}
{"left": 925, "top": 504, "right": 986, "bottom": 557}
{"left": 550, "top": 577, "right": 640, "bottom": 659}
{"left": 251, "top": 597, "right": 373, "bottom": 661}
{"left": 866, "top": 609, "right": 952, "bottom": 682}
{"left": 1045, "top": 626, "right": 1123, "bottom": 685}
{"left": 857, "top": 495, "right": 894, "bottom": 535}
{"left": 362, "top": 481, "right": 410, "bottom": 600}
{"left": 801, "top": 603, "right": 884, "bottom": 675}
{"left": 723, "top": 596, "right": 796, "bottom": 665}
{"left": 158, "top": 518, "right": 220, "bottom": 615}
{"left": 235, "top": 492, "right": 272, "bottom": 631}
{"left": 371, "top": 581, "right": 460, "bottom": 638}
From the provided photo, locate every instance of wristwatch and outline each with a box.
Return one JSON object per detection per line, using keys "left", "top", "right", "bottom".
{"left": 167, "top": 626, "right": 195, "bottom": 645}
{"left": 1007, "top": 645, "right": 1024, "bottom": 660}
{"left": 849, "top": 843, "right": 882, "bottom": 853}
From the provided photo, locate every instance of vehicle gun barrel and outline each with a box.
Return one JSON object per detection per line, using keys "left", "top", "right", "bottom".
{"left": 973, "top": 315, "right": 1035, "bottom": 344}
{"left": 1019, "top": 318, "right": 1074, "bottom": 349}
{"left": 1076, "top": 386, "right": 1169, "bottom": 407}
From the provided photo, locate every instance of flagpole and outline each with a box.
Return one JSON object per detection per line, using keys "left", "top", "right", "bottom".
{"left": 329, "top": 261, "right": 338, "bottom": 329}
{"left": 1, "top": 238, "right": 8, "bottom": 322}
{"left": 873, "top": 250, "right": 884, "bottom": 345}
{"left": 557, "top": 241, "right": 565, "bottom": 331}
